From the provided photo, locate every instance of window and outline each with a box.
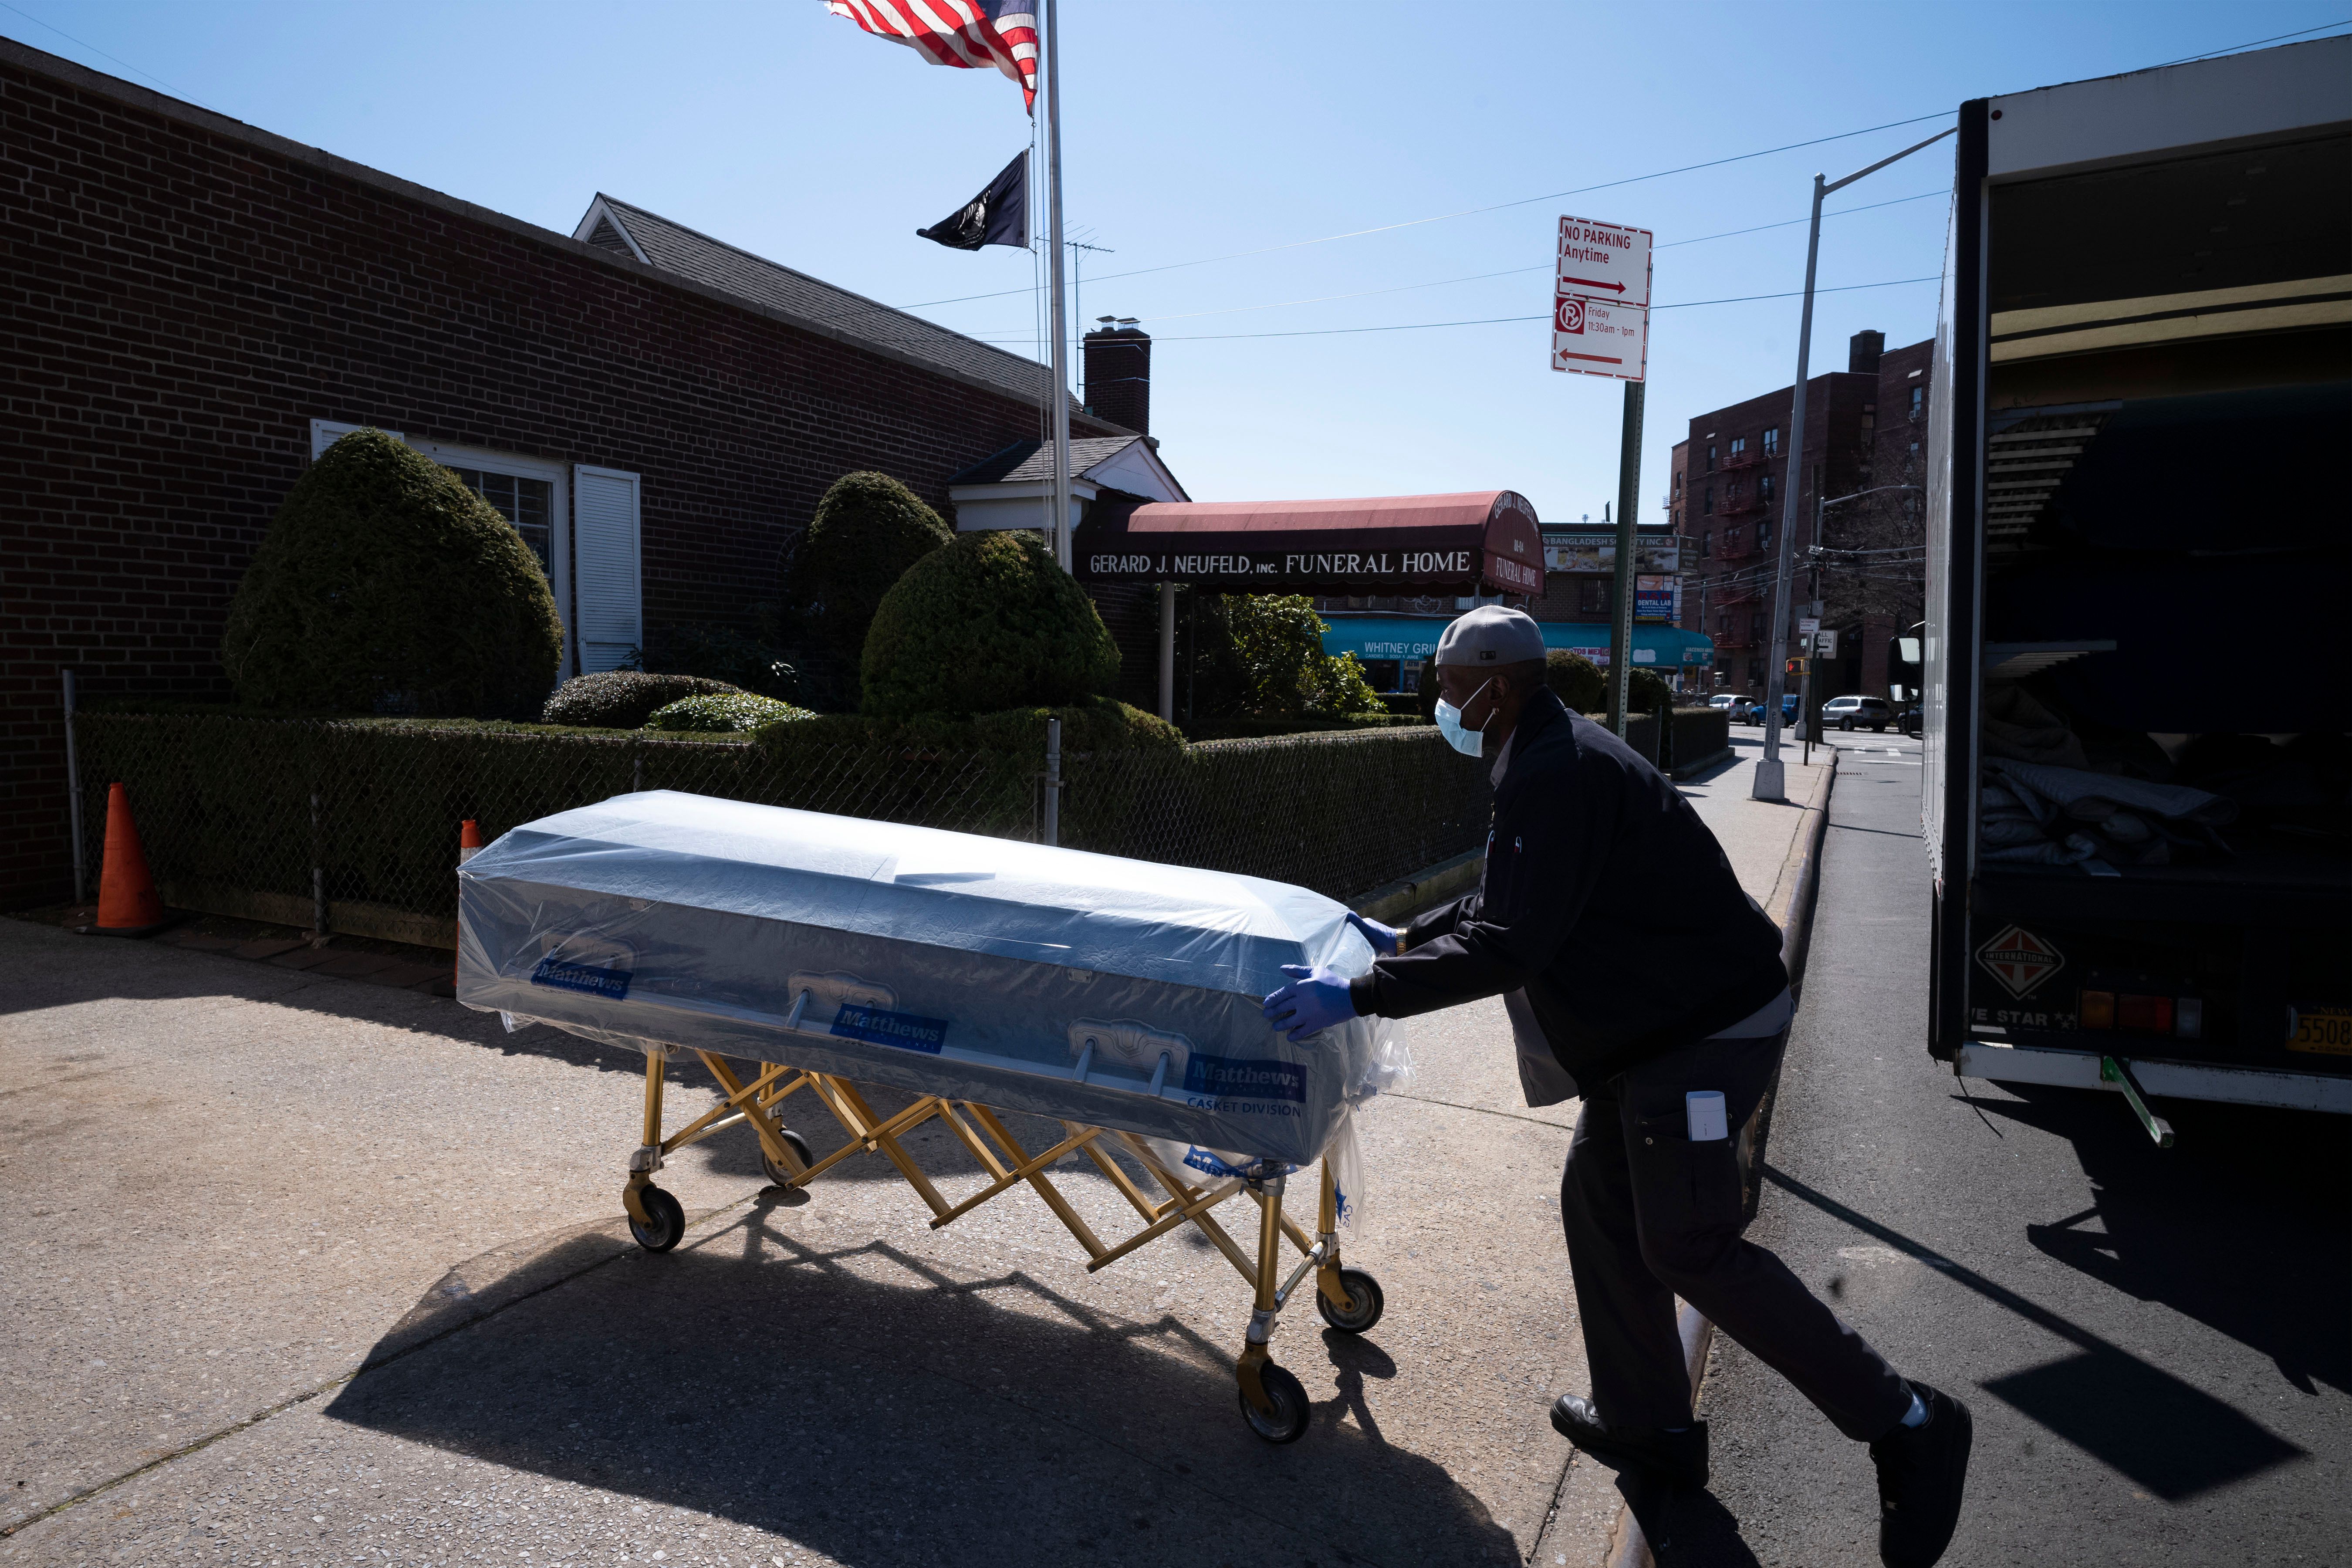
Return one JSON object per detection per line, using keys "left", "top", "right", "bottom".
{"left": 1762, "top": 426, "right": 1780, "bottom": 455}
{"left": 1727, "top": 527, "right": 1742, "bottom": 552}
{"left": 1727, "top": 480, "right": 1740, "bottom": 504}
{"left": 1759, "top": 473, "right": 1775, "bottom": 506}
{"left": 1578, "top": 579, "right": 1612, "bottom": 618}
{"left": 1759, "top": 518, "right": 1772, "bottom": 551}
{"left": 451, "top": 468, "right": 554, "bottom": 575}
{"left": 1705, "top": 445, "right": 1717, "bottom": 472}
{"left": 1700, "top": 530, "right": 1712, "bottom": 558}
{"left": 1704, "top": 485, "right": 1714, "bottom": 514}
{"left": 1860, "top": 403, "right": 1876, "bottom": 434}
{"left": 1730, "top": 436, "right": 1747, "bottom": 460}
{"left": 1909, "top": 385, "right": 1924, "bottom": 421}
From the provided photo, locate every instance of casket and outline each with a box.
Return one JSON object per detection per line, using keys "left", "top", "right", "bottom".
{"left": 456, "top": 791, "right": 1406, "bottom": 1166}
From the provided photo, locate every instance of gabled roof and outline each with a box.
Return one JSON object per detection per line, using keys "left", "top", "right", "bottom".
{"left": 575, "top": 195, "right": 1085, "bottom": 412}
{"left": 946, "top": 437, "right": 1143, "bottom": 487}
{"left": 946, "top": 436, "right": 1190, "bottom": 504}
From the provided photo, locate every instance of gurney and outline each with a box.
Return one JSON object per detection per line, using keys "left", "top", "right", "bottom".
{"left": 456, "top": 791, "right": 1410, "bottom": 1441}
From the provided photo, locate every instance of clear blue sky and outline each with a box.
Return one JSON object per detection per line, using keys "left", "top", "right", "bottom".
{"left": 8, "top": 1, "right": 2343, "bottom": 525}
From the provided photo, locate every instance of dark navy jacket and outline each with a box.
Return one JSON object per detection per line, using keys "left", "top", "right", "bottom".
{"left": 1349, "top": 688, "right": 1787, "bottom": 1087}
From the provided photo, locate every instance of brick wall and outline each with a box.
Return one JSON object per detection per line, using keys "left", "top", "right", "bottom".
{"left": 0, "top": 43, "right": 1119, "bottom": 906}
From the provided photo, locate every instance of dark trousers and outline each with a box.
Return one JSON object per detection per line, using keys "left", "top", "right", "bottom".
{"left": 1560, "top": 1028, "right": 1912, "bottom": 1442}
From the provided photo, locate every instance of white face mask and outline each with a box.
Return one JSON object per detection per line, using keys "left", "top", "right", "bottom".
{"left": 1433, "top": 677, "right": 1494, "bottom": 758}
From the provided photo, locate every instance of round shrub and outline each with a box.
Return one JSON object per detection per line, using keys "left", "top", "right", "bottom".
{"left": 220, "top": 429, "right": 564, "bottom": 716}
{"left": 1629, "top": 665, "right": 1674, "bottom": 715}
{"left": 787, "top": 471, "right": 954, "bottom": 657}
{"left": 1545, "top": 649, "right": 1605, "bottom": 714}
{"left": 643, "top": 692, "right": 814, "bottom": 733}
{"left": 542, "top": 671, "right": 743, "bottom": 729}
{"left": 859, "top": 530, "right": 1119, "bottom": 717}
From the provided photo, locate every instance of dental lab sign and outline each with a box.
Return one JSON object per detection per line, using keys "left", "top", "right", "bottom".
{"left": 1554, "top": 215, "right": 1652, "bottom": 382}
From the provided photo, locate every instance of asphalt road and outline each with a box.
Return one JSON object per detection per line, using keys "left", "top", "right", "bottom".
{"left": 1654, "top": 732, "right": 2350, "bottom": 1566}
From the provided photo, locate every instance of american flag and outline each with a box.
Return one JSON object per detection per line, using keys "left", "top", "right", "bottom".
{"left": 823, "top": 2, "right": 1040, "bottom": 112}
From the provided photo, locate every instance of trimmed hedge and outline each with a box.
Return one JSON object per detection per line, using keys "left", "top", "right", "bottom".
{"left": 787, "top": 471, "right": 953, "bottom": 658}
{"left": 860, "top": 530, "right": 1120, "bottom": 718}
{"left": 71, "top": 698, "right": 1484, "bottom": 939}
{"left": 645, "top": 693, "right": 815, "bottom": 733}
{"left": 220, "top": 429, "right": 564, "bottom": 717}
{"left": 543, "top": 672, "right": 743, "bottom": 728}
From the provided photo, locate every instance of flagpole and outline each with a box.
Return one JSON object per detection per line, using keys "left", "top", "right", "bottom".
{"left": 1043, "top": 0, "right": 1072, "bottom": 571}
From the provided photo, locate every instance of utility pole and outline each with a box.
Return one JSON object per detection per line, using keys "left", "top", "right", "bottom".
{"left": 1607, "top": 381, "right": 1645, "bottom": 735}
{"left": 1042, "top": 0, "right": 1072, "bottom": 571}
{"left": 1754, "top": 125, "right": 1954, "bottom": 801}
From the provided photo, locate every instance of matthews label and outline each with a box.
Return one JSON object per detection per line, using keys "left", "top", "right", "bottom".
{"left": 1182, "top": 1053, "right": 1307, "bottom": 1108}
{"left": 831, "top": 1003, "right": 951, "bottom": 1054}
{"left": 531, "top": 953, "right": 633, "bottom": 1000}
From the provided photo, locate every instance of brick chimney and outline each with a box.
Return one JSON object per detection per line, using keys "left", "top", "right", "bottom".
{"left": 1082, "top": 317, "right": 1151, "bottom": 435}
{"left": 1848, "top": 329, "right": 1885, "bottom": 375}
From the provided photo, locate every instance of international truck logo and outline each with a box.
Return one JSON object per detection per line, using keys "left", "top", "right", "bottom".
{"left": 1977, "top": 924, "right": 2064, "bottom": 999}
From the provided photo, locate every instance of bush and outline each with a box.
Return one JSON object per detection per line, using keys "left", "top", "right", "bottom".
{"left": 1198, "top": 595, "right": 1389, "bottom": 721}
{"left": 543, "top": 671, "right": 743, "bottom": 729}
{"left": 859, "top": 530, "right": 1120, "bottom": 718}
{"left": 645, "top": 693, "right": 814, "bottom": 733}
{"left": 786, "top": 472, "right": 953, "bottom": 659}
{"left": 1629, "top": 665, "right": 1674, "bottom": 715}
{"left": 1545, "top": 649, "right": 1605, "bottom": 714}
{"left": 638, "top": 620, "right": 801, "bottom": 702}
{"left": 220, "top": 429, "right": 564, "bottom": 716}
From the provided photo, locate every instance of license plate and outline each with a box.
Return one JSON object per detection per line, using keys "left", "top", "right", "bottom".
{"left": 2286, "top": 1007, "right": 2352, "bottom": 1056}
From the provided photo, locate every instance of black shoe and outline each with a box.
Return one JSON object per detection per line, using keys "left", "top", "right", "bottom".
{"left": 1869, "top": 1382, "right": 1973, "bottom": 1568}
{"left": 1548, "top": 1393, "right": 1709, "bottom": 1490}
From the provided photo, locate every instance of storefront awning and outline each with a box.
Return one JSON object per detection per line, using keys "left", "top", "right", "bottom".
{"left": 1072, "top": 491, "right": 1544, "bottom": 596}
{"left": 1319, "top": 614, "right": 1715, "bottom": 674}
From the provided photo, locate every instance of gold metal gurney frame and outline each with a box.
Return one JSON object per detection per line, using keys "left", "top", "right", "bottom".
{"left": 615, "top": 1044, "right": 1386, "bottom": 1443}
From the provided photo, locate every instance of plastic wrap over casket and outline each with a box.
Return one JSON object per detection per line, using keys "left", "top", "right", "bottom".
{"left": 456, "top": 792, "right": 1409, "bottom": 1167}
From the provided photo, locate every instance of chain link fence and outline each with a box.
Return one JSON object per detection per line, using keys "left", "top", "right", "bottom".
{"left": 72, "top": 712, "right": 1490, "bottom": 946}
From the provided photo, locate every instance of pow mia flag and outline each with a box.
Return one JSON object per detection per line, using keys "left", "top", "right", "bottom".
{"left": 916, "top": 152, "right": 1028, "bottom": 251}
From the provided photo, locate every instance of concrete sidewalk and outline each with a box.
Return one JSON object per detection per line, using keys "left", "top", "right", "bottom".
{"left": 0, "top": 744, "right": 1828, "bottom": 1568}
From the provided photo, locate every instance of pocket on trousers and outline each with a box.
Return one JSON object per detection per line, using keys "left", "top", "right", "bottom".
{"left": 1630, "top": 1112, "right": 1747, "bottom": 1233}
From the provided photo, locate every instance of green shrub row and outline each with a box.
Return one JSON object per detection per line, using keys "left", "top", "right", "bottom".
{"left": 73, "top": 700, "right": 1481, "bottom": 933}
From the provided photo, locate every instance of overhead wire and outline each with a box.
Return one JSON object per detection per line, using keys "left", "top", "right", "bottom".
{"left": 898, "top": 109, "right": 1959, "bottom": 311}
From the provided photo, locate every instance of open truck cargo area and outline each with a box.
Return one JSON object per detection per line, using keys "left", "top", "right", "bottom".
{"left": 1924, "top": 38, "right": 2352, "bottom": 1126}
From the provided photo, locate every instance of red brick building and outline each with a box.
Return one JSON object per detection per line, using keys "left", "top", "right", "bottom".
{"left": 0, "top": 40, "right": 1135, "bottom": 907}
{"left": 1679, "top": 330, "right": 1933, "bottom": 697}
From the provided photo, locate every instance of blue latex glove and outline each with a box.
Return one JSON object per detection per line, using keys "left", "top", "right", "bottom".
{"left": 1347, "top": 911, "right": 1405, "bottom": 956}
{"left": 1261, "top": 964, "right": 1358, "bottom": 1043}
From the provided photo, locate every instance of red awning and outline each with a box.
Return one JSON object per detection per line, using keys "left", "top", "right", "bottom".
{"left": 1072, "top": 490, "right": 1544, "bottom": 596}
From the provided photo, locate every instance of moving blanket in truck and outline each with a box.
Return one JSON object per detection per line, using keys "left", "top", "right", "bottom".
{"left": 456, "top": 791, "right": 1408, "bottom": 1167}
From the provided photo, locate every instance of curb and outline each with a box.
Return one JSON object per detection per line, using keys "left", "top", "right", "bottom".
{"left": 1348, "top": 847, "right": 1484, "bottom": 925}
{"left": 1605, "top": 747, "right": 1838, "bottom": 1568}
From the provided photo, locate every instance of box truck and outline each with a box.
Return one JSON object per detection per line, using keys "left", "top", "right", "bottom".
{"left": 1923, "top": 38, "right": 2350, "bottom": 1140}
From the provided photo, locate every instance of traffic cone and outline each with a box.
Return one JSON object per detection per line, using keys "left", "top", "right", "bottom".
{"left": 94, "top": 782, "right": 167, "bottom": 933}
{"left": 453, "top": 820, "right": 483, "bottom": 988}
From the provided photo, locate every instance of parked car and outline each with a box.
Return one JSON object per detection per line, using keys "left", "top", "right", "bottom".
{"left": 1821, "top": 694, "right": 1894, "bottom": 733}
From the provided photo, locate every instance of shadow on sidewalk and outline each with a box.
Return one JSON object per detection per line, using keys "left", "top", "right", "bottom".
{"left": 326, "top": 1193, "right": 1514, "bottom": 1566}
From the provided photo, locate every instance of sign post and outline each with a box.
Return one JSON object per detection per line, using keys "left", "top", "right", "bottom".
{"left": 1553, "top": 215, "right": 1653, "bottom": 736}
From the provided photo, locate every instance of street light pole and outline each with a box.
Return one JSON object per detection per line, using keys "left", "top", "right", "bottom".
{"left": 1753, "top": 125, "right": 1954, "bottom": 801}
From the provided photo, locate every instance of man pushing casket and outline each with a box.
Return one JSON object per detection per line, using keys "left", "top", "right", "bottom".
{"left": 1261, "top": 605, "right": 1972, "bottom": 1568}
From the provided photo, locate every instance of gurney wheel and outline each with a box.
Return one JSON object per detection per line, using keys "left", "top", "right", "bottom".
{"left": 760, "top": 1129, "right": 814, "bottom": 1186}
{"left": 629, "top": 1186, "right": 685, "bottom": 1253}
{"left": 1314, "top": 1268, "right": 1386, "bottom": 1335}
{"left": 1238, "top": 1362, "right": 1310, "bottom": 1444}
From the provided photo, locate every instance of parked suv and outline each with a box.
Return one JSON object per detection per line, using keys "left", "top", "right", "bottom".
{"left": 1821, "top": 694, "right": 1893, "bottom": 732}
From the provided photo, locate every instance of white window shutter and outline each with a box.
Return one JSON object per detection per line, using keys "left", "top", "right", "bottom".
{"left": 573, "top": 465, "right": 642, "bottom": 673}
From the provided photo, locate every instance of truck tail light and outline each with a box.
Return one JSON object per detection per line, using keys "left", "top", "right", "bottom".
{"left": 2119, "top": 994, "right": 2172, "bottom": 1034}
{"left": 2176, "top": 997, "right": 2202, "bottom": 1038}
{"left": 2079, "top": 990, "right": 2115, "bottom": 1030}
